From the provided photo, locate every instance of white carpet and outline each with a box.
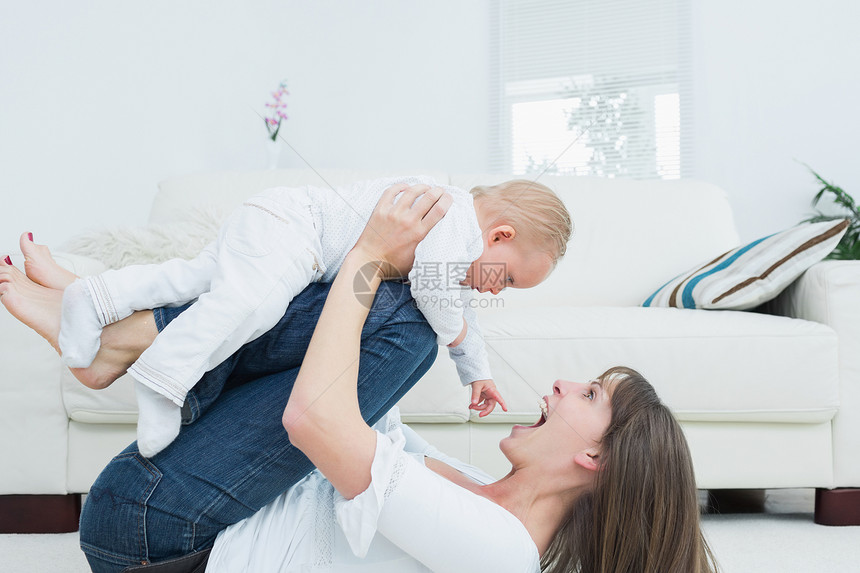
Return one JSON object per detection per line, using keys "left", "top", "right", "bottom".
{"left": 0, "top": 532, "right": 89, "bottom": 573}
{"left": 1, "top": 491, "right": 859, "bottom": 573}
{"left": 702, "top": 514, "right": 860, "bottom": 572}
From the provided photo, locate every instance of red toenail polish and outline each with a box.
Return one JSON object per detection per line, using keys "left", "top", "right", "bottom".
{"left": 28, "top": 233, "right": 33, "bottom": 241}
{"left": 4, "top": 256, "right": 11, "bottom": 265}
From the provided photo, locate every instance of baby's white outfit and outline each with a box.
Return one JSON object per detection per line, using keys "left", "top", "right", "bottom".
{"left": 59, "top": 176, "right": 492, "bottom": 454}
{"left": 206, "top": 407, "right": 541, "bottom": 572}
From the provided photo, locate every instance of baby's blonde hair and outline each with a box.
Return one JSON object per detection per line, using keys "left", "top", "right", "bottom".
{"left": 470, "top": 179, "right": 572, "bottom": 263}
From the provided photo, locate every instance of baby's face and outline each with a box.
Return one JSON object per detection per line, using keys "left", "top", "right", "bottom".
{"left": 462, "top": 241, "right": 553, "bottom": 295}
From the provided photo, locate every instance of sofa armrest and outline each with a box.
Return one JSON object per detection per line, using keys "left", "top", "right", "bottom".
{"left": 0, "top": 252, "right": 105, "bottom": 494}
{"left": 768, "top": 261, "right": 860, "bottom": 325}
{"left": 769, "top": 260, "right": 860, "bottom": 486}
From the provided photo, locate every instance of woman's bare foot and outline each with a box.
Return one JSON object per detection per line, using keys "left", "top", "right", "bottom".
{"left": 81, "top": 312, "right": 159, "bottom": 390}
{"left": 0, "top": 258, "right": 156, "bottom": 390}
{"left": 0, "top": 258, "right": 63, "bottom": 352}
{"left": 20, "top": 232, "right": 78, "bottom": 289}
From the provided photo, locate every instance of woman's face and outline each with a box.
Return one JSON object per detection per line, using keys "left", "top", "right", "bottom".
{"left": 500, "top": 378, "right": 613, "bottom": 470}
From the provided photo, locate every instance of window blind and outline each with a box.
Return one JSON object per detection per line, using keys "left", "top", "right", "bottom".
{"left": 489, "top": 0, "right": 693, "bottom": 179}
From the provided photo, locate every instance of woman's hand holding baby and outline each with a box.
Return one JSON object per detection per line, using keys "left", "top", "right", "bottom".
{"left": 350, "top": 183, "right": 452, "bottom": 279}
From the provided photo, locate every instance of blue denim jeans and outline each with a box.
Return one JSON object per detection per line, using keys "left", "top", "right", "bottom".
{"left": 79, "top": 281, "right": 436, "bottom": 572}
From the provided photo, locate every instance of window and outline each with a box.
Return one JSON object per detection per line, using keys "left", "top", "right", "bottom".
{"left": 489, "top": 0, "right": 693, "bottom": 179}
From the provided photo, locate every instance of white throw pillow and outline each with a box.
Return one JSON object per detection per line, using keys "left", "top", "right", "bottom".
{"left": 642, "top": 219, "right": 848, "bottom": 310}
{"left": 61, "top": 206, "right": 225, "bottom": 269}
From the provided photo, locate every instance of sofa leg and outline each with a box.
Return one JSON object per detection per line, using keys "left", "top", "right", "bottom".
{"left": 815, "top": 488, "right": 860, "bottom": 526}
{"left": 0, "top": 494, "right": 81, "bottom": 533}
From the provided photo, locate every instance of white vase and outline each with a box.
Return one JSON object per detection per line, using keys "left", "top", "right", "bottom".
{"left": 266, "top": 139, "right": 282, "bottom": 170}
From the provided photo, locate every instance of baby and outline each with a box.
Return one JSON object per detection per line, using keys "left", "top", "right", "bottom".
{"left": 58, "top": 175, "right": 572, "bottom": 456}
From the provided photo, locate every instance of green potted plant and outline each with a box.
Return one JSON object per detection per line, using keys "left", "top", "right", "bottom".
{"left": 801, "top": 165, "right": 860, "bottom": 260}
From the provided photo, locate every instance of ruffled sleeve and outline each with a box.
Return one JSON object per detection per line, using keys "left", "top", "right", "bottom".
{"left": 334, "top": 424, "right": 540, "bottom": 572}
{"left": 333, "top": 428, "right": 411, "bottom": 558}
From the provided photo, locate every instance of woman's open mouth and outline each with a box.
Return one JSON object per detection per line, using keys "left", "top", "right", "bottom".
{"left": 525, "top": 397, "right": 549, "bottom": 428}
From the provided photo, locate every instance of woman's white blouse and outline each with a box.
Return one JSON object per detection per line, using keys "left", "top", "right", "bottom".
{"left": 206, "top": 409, "right": 540, "bottom": 572}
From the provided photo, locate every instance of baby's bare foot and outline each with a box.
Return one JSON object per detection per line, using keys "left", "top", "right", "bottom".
{"left": 20, "top": 232, "right": 77, "bottom": 289}
{"left": 0, "top": 258, "right": 62, "bottom": 352}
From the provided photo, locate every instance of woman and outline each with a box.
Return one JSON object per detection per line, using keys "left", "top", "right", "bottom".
{"left": 276, "top": 184, "right": 718, "bottom": 572}
{"left": 0, "top": 185, "right": 717, "bottom": 572}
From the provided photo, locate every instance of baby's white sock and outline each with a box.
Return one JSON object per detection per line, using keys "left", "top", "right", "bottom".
{"left": 135, "top": 382, "right": 182, "bottom": 458}
{"left": 58, "top": 279, "right": 103, "bottom": 368}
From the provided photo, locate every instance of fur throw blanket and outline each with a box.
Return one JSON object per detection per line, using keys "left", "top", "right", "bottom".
{"left": 61, "top": 207, "right": 227, "bottom": 269}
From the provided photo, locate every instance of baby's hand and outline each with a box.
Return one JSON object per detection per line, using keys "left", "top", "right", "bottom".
{"left": 469, "top": 379, "right": 508, "bottom": 418}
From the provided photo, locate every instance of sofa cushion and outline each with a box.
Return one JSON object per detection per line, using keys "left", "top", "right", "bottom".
{"left": 642, "top": 219, "right": 849, "bottom": 310}
{"left": 450, "top": 174, "right": 741, "bottom": 308}
{"left": 64, "top": 307, "right": 839, "bottom": 428}
{"left": 149, "top": 169, "right": 450, "bottom": 226}
{"left": 152, "top": 170, "right": 742, "bottom": 308}
{"left": 400, "top": 306, "right": 840, "bottom": 425}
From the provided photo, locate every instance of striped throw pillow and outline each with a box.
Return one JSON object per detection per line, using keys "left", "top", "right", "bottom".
{"left": 642, "top": 219, "right": 849, "bottom": 310}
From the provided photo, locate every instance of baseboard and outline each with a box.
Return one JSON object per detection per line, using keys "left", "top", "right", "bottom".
{"left": 0, "top": 494, "right": 82, "bottom": 533}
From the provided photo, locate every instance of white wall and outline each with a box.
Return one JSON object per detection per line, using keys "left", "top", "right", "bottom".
{"left": 692, "top": 0, "right": 860, "bottom": 240}
{"left": 2, "top": 1, "right": 857, "bottom": 251}
{"left": 0, "top": 1, "right": 490, "bottom": 250}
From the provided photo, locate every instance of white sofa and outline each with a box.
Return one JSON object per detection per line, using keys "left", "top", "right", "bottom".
{"left": 2, "top": 169, "right": 859, "bottom": 531}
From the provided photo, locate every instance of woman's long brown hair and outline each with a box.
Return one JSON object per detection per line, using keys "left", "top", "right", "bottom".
{"left": 540, "top": 367, "right": 719, "bottom": 573}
